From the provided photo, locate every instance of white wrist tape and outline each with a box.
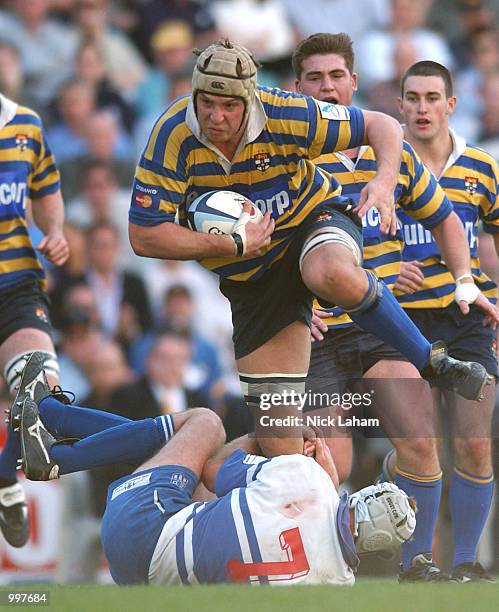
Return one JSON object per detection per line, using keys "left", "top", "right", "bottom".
{"left": 231, "top": 211, "right": 251, "bottom": 256}
{"left": 455, "top": 282, "right": 480, "bottom": 304}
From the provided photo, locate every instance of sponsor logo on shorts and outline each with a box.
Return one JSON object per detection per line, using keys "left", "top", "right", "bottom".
{"left": 170, "top": 472, "right": 189, "bottom": 489}
{"left": 15, "top": 133, "right": 28, "bottom": 151}
{"left": 135, "top": 193, "right": 152, "bottom": 208}
{"left": 111, "top": 473, "right": 152, "bottom": 500}
{"left": 315, "top": 212, "right": 332, "bottom": 222}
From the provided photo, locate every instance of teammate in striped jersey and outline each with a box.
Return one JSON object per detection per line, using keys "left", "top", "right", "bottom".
{"left": 129, "top": 40, "right": 492, "bottom": 462}
{"left": 13, "top": 353, "right": 416, "bottom": 586}
{"left": 292, "top": 32, "right": 490, "bottom": 582}
{"left": 0, "top": 94, "right": 68, "bottom": 548}
{"left": 390, "top": 61, "right": 498, "bottom": 583}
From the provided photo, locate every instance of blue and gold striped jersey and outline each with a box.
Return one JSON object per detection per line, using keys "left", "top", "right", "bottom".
{"left": 129, "top": 87, "right": 365, "bottom": 281}
{"left": 397, "top": 131, "right": 499, "bottom": 308}
{"left": 0, "top": 95, "right": 61, "bottom": 290}
{"left": 312, "top": 141, "right": 453, "bottom": 328}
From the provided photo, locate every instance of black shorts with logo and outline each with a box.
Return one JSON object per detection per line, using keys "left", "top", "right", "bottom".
{"left": 0, "top": 277, "right": 53, "bottom": 346}
{"left": 406, "top": 302, "right": 498, "bottom": 377}
{"left": 220, "top": 199, "right": 362, "bottom": 360}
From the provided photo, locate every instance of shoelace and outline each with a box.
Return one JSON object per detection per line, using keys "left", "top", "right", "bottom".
{"left": 50, "top": 386, "right": 75, "bottom": 405}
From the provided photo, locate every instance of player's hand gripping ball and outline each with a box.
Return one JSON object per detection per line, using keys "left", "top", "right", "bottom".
{"left": 187, "top": 190, "right": 263, "bottom": 235}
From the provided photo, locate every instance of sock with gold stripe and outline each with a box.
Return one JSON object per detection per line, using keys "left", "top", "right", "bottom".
{"left": 449, "top": 466, "right": 494, "bottom": 568}
{"left": 395, "top": 468, "right": 442, "bottom": 571}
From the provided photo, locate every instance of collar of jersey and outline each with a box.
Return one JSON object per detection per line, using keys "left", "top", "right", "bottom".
{"left": 0, "top": 94, "right": 18, "bottom": 129}
{"left": 186, "top": 92, "right": 267, "bottom": 162}
{"left": 440, "top": 128, "right": 467, "bottom": 177}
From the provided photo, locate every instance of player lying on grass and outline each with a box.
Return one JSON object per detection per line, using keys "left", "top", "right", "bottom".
{"left": 10, "top": 353, "right": 415, "bottom": 586}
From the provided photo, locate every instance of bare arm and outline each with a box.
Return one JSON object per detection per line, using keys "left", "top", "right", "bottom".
{"left": 431, "top": 211, "right": 471, "bottom": 280}
{"left": 493, "top": 234, "right": 499, "bottom": 258}
{"left": 31, "top": 191, "right": 69, "bottom": 266}
{"left": 356, "top": 110, "right": 403, "bottom": 235}
{"left": 129, "top": 204, "right": 274, "bottom": 261}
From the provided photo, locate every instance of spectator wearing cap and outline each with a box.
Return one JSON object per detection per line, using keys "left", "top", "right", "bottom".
{"left": 135, "top": 19, "right": 195, "bottom": 119}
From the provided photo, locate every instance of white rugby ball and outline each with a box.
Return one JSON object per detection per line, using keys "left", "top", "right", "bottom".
{"left": 187, "top": 190, "right": 263, "bottom": 235}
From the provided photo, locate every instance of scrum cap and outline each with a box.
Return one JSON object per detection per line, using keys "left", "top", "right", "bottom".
{"left": 193, "top": 40, "right": 259, "bottom": 120}
{"left": 349, "top": 482, "right": 416, "bottom": 557}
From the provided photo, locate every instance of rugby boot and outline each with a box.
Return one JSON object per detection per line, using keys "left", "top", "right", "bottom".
{"left": 422, "top": 341, "right": 492, "bottom": 401}
{"left": 19, "top": 398, "right": 59, "bottom": 481}
{"left": 8, "top": 352, "right": 51, "bottom": 432}
{"left": 399, "top": 553, "right": 453, "bottom": 583}
{"left": 452, "top": 562, "right": 496, "bottom": 583}
{"left": 0, "top": 483, "right": 29, "bottom": 547}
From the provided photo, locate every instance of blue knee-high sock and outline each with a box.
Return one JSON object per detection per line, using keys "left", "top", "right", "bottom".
{"left": 0, "top": 427, "right": 20, "bottom": 483}
{"left": 449, "top": 467, "right": 494, "bottom": 568}
{"left": 51, "top": 415, "right": 175, "bottom": 475}
{"left": 348, "top": 272, "right": 431, "bottom": 370}
{"left": 395, "top": 469, "right": 442, "bottom": 570}
{"left": 39, "top": 396, "right": 131, "bottom": 439}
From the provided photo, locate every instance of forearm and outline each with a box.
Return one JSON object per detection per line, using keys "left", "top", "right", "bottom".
{"left": 493, "top": 234, "right": 499, "bottom": 259}
{"left": 31, "top": 192, "right": 65, "bottom": 235}
{"left": 129, "top": 221, "right": 236, "bottom": 260}
{"left": 363, "top": 111, "right": 403, "bottom": 186}
{"left": 431, "top": 212, "right": 471, "bottom": 279}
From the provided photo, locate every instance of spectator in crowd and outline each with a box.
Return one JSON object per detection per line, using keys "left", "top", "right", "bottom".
{"left": 59, "top": 111, "right": 136, "bottom": 200}
{"left": 74, "top": 39, "right": 136, "bottom": 131}
{"left": 0, "top": 0, "right": 77, "bottom": 113}
{"left": 209, "top": 0, "right": 296, "bottom": 73}
{"left": 85, "top": 222, "right": 152, "bottom": 349}
{"left": 454, "top": 26, "right": 499, "bottom": 139}
{"left": 133, "top": 0, "right": 216, "bottom": 60}
{"left": 110, "top": 332, "right": 208, "bottom": 419}
{"left": 357, "top": 0, "right": 453, "bottom": 91}
{"left": 135, "top": 19, "right": 195, "bottom": 119}
{"left": 57, "top": 283, "right": 103, "bottom": 402}
{"left": 0, "top": 41, "right": 24, "bottom": 104}
{"left": 367, "top": 34, "right": 418, "bottom": 117}
{"left": 134, "top": 68, "right": 193, "bottom": 157}
{"left": 65, "top": 160, "right": 137, "bottom": 268}
{"left": 81, "top": 340, "right": 133, "bottom": 409}
{"left": 47, "top": 79, "right": 96, "bottom": 163}
{"left": 48, "top": 222, "right": 89, "bottom": 333}
{"left": 448, "top": 0, "right": 497, "bottom": 71}
{"left": 478, "top": 71, "right": 499, "bottom": 155}
{"left": 130, "top": 285, "right": 225, "bottom": 404}
{"left": 281, "top": 0, "right": 389, "bottom": 45}
{"left": 73, "top": 0, "right": 147, "bottom": 99}
{"left": 143, "top": 257, "right": 232, "bottom": 338}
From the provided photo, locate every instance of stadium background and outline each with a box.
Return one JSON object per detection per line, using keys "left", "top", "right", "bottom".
{"left": 0, "top": 0, "right": 498, "bottom": 583}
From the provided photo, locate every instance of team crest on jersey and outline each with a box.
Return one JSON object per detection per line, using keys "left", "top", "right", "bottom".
{"left": 15, "top": 134, "right": 28, "bottom": 151}
{"left": 170, "top": 472, "right": 189, "bottom": 489}
{"left": 464, "top": 176, "right": 478, "bottom": 195}
{"left": 35, "top": 307, "right": 49, "bottom": 324}
{"left": 254, "top": 152, "right": 271, "bottom": 173}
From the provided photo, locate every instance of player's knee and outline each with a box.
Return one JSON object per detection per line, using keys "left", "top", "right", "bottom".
{"left": 454, "top": 437, "right": 491, "bottom": 467}
{"left": 395, "top": 437, "right": 438, "bottom": 467}
{"left": 191, "top": 407, "right": 226, "bottom": 444}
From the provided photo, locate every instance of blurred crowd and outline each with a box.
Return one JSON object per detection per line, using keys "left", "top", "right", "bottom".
{"left": 0, "top": 0, "right": 498, "bottom": 579}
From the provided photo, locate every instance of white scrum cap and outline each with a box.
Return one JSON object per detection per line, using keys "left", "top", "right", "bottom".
{"left": 349, "top": 482, "right": 416, "bottom": 557}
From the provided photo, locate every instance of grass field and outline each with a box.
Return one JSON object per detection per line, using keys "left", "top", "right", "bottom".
{"left": 3, "top": 580, "right": 498, "bottom": 612}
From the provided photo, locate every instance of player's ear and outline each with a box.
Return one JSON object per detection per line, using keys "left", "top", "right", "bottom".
{"left": 351, "top": 72, "right": 358, "bottom": 93}
{"left": 295, "top": 79, "right": 302, "bottom": 93}
{"left": 447, "top": 95, "right": 457, "bottom": 116}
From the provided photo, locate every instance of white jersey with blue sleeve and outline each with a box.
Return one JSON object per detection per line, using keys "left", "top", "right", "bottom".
{"left": 148, "top": 450, "right": 356, "bottom": 586}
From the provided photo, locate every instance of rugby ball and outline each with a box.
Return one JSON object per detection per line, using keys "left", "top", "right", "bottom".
{"left": 187, "top": 190, "right": 263, "bottom": 234}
